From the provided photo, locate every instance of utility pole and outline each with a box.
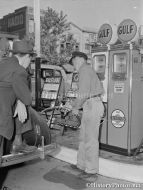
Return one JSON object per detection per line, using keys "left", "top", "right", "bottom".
{"left": 34, "top": 0, "right": 41, "bottom": 57}
{"left": 34, "top": 0, "right": 41, "bottom": 110}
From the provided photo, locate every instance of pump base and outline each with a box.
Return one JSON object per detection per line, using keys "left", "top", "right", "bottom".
{"left": 100, "top": 143, "right": 136, "bottom": 156}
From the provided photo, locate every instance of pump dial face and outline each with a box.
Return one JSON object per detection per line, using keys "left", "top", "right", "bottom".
{"left": 111, "top": 109, "right": 126, "bottom": 128}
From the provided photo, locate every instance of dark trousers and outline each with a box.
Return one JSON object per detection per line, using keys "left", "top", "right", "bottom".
{"left": 0, "top": 135, "right": 4, "bottom": 164}
{"left": 0, "top": 135, "right": 8, "bottom": 189}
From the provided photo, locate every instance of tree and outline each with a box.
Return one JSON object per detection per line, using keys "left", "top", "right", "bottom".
{"left": 59, "top": 33, "right": 77, "bottom": 65}
{"left": 41, "top": 7, "right": 77, "bottom": 65}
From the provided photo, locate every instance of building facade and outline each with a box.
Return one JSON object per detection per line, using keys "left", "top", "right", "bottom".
{"left": 0, "top": 6, "right": 35, "bottom": 39}
{"left": 0, "top": 6, "right": 98, "bottom": 54}
{"left": 68, "top": 22, "right": 98, "bottom": 55}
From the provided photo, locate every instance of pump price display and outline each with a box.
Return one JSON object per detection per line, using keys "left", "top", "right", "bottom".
{"left": 114, "top": 83, "right": 124, "bottom": 93}
{"left": 98, "top": 23, "right": 112, "bottom": 44}
{"left": 117, "top": 19, "right": 137, "bottom": 42}
{"left": 41, "top": 91, "right": 57, "bottom": 99}
{"left": 45, "top": 77, "right": 60, "bottom": 84}
{"left": 41, "top": 77, "right": 61, "bottom": 99}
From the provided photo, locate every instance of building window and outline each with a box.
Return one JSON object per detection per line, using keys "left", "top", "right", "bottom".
{"left": 85, "top": 43, "right": 90, "bottom": 50}
{"left": 29, "top": 19, "right": 34, "bottom": 33}
{"left": 60, "top": 43, "right": 65, "bottom": 53}
{"left": 66, "top": 42, "right": 71, "bottom": 49}
{"left": 90, "top": 34, "right": 94, "bottom": 40}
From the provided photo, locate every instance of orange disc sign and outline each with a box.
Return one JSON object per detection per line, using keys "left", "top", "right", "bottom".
{"left": 98, "top": 23, "right": 112, "bottom": 44}
{"left": 117, "top": 19, "right": 137, "bottom": 42}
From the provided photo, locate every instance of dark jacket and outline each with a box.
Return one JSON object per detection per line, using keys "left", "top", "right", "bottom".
{"left": 0, "top": 56, "right": 32, "bottom": 140}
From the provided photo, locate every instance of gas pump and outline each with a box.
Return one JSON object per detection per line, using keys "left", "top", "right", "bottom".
{"left": 92, "top": 19, "right": 143, "bottom": 156}
{"left": 92, "top": 46, "right": 109, "bottom": 145}
{"left": 107, "top": 42, "right": 143, "bottom": 156}
{"left": 92, "top": 23, "right": 112, "bottom": 148}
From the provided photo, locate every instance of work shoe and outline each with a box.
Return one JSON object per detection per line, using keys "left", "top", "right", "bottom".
{"left": 70, "top": 164, "right": 84, "bottom": 172}
{"left": 78, "top": 171, "right": 98, "bottom": 179}
{"left": 11, "top": 142, "right": 37, "bottom": 154}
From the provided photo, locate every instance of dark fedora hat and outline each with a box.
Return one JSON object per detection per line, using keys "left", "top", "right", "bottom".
{"left": 72, "top": 51, "right": 88, "bottom": 60}
{"left": 11, "top": 40, "right": 36, "bottom": 55}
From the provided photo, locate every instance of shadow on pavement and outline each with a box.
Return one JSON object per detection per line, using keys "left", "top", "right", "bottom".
{"left": 43, "top": 167, "right": 90, "bottom": 190}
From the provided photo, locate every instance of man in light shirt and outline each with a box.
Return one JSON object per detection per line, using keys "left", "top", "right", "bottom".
{"left": 70, "top": 51, "right": 104, "bottom": 179}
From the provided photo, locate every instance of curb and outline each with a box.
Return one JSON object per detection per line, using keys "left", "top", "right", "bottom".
{"left": 49, "top": 145, "right": 143, "bottom": 183}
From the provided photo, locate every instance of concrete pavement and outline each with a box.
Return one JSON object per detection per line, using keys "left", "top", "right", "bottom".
{"left": 2, "top": 156, "right": 143, "bottom": 190}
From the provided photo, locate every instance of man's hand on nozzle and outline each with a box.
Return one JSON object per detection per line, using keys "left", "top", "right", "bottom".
{"left": 72, "top": 108, "right": 79, "bottom": 116}
{"left": 64, "top": 101, "right": 72, "bottom": 111}
{"left": 13, "top": 100, "right": 27, "bottom": 123}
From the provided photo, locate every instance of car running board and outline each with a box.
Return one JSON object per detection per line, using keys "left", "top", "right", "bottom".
{"left": 1, "top": 137, "right": 57, "bottom": 167}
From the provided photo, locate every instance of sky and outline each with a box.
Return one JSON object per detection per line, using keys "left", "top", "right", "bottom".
{"left": 0, "top": 0, "right": 142, "bottom": 30}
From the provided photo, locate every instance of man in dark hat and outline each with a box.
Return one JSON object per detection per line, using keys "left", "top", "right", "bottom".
{"left": 69, "top": 51, "right": 104, "bottom": 179}
{"left": 72, "top": 51, "right": 88, "bottom": 61}
{"left": 0, "top": 37, "right": 10, "bottom": 60}
{"left": 0, "top": 39, "right": 37, "bottom": 161}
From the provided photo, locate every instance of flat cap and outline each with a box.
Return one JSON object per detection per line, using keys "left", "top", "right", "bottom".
{"left": 72, "top": 51, "right": 88, "bottom": 60}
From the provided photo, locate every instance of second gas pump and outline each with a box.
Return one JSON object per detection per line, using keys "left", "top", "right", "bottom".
{"left": 92, "top": 19, "right": 143, "bottom": 156}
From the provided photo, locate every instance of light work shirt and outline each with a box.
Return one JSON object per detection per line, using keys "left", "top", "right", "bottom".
{"left": 72, "top": 63, "right": 103, "bottom": 110}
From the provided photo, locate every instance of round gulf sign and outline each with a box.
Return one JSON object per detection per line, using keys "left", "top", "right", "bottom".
{"left": 98, "top": 24, "right": 112, "bottom": 44}
{"left": 117, "top": 19, "right": 137, "bottom": 42}
{"left": 111, "top": 109, "right": 126, "bottom": 128}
